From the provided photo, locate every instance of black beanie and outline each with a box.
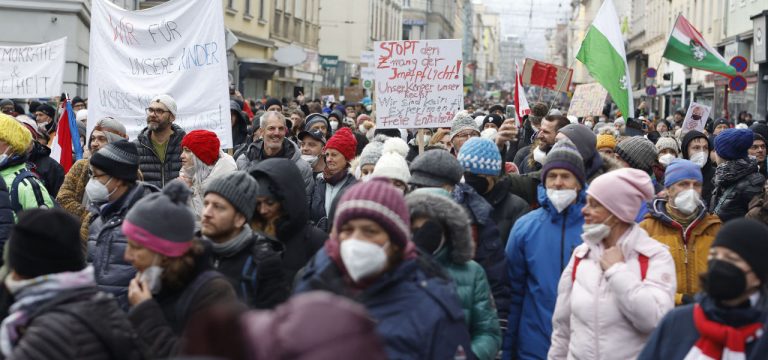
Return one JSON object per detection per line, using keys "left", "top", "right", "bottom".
{"left": 89, "top": 140, "right": 139, "bottom": 182}
{"left": 711, "top": 219, "right": 768, "bottom": 283}
{"left": 9, "top": 209, "right": 85, "bottom": 278}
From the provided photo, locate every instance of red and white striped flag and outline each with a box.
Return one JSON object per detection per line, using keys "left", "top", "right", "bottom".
{"left": 50, "top": 98, "right": 82, "bottom": 173}
{"left": 514, "top": 62, "right": 531, "bottom": 125}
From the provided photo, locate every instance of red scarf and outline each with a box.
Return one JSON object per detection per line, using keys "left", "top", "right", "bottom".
{"left": 685, "top": 304, "right": 763, "bottom": 359}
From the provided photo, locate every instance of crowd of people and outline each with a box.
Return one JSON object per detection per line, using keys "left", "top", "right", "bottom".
{"left": 0, "top": 92, "right": 767, "bottom": 359}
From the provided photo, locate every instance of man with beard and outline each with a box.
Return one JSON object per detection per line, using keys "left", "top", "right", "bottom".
{"left": 133, "top": 94, "right": 186, "bottom": 188}
{"left": 514, "top": 115, "right": 570, "bottom": 175}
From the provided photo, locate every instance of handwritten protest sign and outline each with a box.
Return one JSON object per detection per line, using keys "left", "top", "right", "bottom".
{"left": 568, "top": 83, "right": 608, "bottom": 117}
{"left": 88, "top": 0, "right": 231, "bottom": 147}
{"left": 682, "top": 101, "right": 710, "bottom": 135}
{"left": 0, "top": 37, "right": 66, "bottom": 98}
{"left": 374, "top": 39, "right": 463, "bottom": 129}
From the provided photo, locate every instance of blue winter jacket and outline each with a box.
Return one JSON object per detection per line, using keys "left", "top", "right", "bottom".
{"left": 293, "top": 249, "right": 474, "bottom": 360}
{"left": 503, "top": 185, "right": 585, "bottom": 360}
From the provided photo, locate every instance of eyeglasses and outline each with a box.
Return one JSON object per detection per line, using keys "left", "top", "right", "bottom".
{"left": 145, "top": 107, "right": 170, "bottom": 115}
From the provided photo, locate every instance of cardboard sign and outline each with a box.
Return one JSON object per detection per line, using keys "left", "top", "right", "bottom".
{"left": 522, "top": 58, "right": 573, "bottom": 92}
{"left": 568, "top": 83, "right": 608, "bottom": 117}
{"left": 682, "top": 101, "right": 710, "bottom": 134}
{"left": 87, "top": 0, "right": 231, "bottom": 147}
{"left": 374, "top": 39, "right": 463, "bottom": 129}
{"left": 0, "top": 37, "right": 66, "bottom": 98}
{"left": 344, "top": 87, "right": 365, "bottom": 103}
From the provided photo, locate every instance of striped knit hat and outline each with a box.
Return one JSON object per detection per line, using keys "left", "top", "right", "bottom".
{"left": 615, "top": 136, "right": 658, "bottom": 173}
{"left": 542, "top": 139, "right": 586, "bottom": 186}
{"left": 333, "top": 178, "right": 411, "bottom": 248}
{"left": 89, "top": 140, "right": 139, "bottom": 182}
{"left": 457, "top": 137, "right": 502, "bottom": 176}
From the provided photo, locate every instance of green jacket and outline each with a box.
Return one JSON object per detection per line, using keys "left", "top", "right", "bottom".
{"left": 1, "top": 162, "right": 55, "bottom": 214}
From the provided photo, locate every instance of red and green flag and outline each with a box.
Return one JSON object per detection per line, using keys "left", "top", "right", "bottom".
{"left": 663, "top": 15, "right": 737, "bottom": 78}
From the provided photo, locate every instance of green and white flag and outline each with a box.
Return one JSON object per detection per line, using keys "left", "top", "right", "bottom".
{"left": 663, "top": 15, "right": 737, "bottom": 78}
{"left": 576, "top": 0, "right": 633, "bottom": 119}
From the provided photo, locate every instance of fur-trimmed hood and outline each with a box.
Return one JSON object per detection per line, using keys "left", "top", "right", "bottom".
{"left": 405, "top": 191, "right": 474, "bottom": 264}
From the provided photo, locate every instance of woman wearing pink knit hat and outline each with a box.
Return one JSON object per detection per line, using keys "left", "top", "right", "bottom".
{"left": 549, "top": 168, "right": 676, "bottom": 360}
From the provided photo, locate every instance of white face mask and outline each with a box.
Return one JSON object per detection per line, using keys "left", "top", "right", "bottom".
{"left": 659, "top": 153, "right": 676, "bottom": 167}
{"left": 358, "top": 124, "right": 367, "bottom": 133}
{"left": 340, "top": 238, "right": 388, "bottom": 282}
{"left": 672, "top": 188, "right": 701, "bottom": 215}
{"left": 581, "top": 216, "right": 613, "bottom": 245}
{"left": 138, "top": 255, "right": 164, "bottom": 294}
{"left": 689, "top": 151, "right": 708, "bottom": 168}
{"left": 301, "top": 154, "right": 319, "bottom": 166}
{"left": 422, "top": 135, "right": 432, "bottom": 144}
{"left": 585, "top": 121, "right": 594, "bottom": 128}
{"left": 330, "top": 120, "right": 339, "bottom": 130}
{"left": 361, "top": 174, "right": 372, "bottom": 182}
{"left": 547, "top": 189, "right": 578, "bottom": 213}
{"left": 533, "top": 146, "right": 547, "bottom": 164}
{"left": 85, "top": 177, "right": 115, "bottom": 204}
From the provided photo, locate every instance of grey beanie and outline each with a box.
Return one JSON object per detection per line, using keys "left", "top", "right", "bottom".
{"left": 615, "top": 136, "right": 658, "bottom": 173}
{"left": 450, "top": 111, "right": 480, "bottom": 140}
{"left": 359, "top": 142, "right": 384, "bottom": 167}
{"left": 122, "top": 180, "right": 196, "bottom": 257}
{"left": 205, "top": 171, "right": 259, "bottom": 219}
{"left": 91, "top": 117, "right": 128, "bottom": 144}
{"left": 0, "top": 99, "right": 13, "bottom": 107}
{"left": 655, "top": 136, "right": 679, "bottom": 154}
{"left": 409, "top": 149, "right": 463, "bottom": 187}
{"left": 304, "top": 113, "right": 330, "bottom": 132}
{"left": 558, "top": 124, "right": 597, "bottom": 161}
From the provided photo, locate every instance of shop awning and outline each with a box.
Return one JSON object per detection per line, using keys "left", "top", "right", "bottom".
{"left": 239, "top": 58, "right": 289, "bottom": 79}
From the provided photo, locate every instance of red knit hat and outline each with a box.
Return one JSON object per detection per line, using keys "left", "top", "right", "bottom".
{"left": 324, "top": 127, "right": 357, "bottom": 161}
{"left": 181, "top": 130, "right": 220, "bottom": 165}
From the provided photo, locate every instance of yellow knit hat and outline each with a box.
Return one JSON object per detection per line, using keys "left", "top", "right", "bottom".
{"left": 0, "top": 113, "right": 33, "bottom": 155}
{"left": 596, "top": 133, "right": 617, "bottom": 150}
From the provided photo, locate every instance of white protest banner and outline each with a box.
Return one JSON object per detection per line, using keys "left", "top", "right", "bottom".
{"left": 0, "top": 37, "right": 66, "bottom": 98}
{"left": 568, "top": 83, "right": 608, "bottom": 117}
{"left": 682, "top": 101, "right": 710, "bottom": 134}
{"left": 88, "top": 0, "right": 231, "bottom": 147}
{"left": 374, "top": 39, "right": 463, "bottom": 129}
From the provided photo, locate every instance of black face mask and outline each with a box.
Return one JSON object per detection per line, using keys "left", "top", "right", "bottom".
{"left": 412, "top": 219, "right": 445, "bottom": 255}
{"left": 691, "top": 114, "right": 702, "bottom": 121}
{"left": 700, "top": 259, "right": 748, "bottom": 301}
{"left": 464, "top": 172, "right": 490, "bottom": 194}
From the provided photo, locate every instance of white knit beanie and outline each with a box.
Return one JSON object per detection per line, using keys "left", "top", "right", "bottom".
{"left": 372, "top": 152, "right": 410, "bottom": 184}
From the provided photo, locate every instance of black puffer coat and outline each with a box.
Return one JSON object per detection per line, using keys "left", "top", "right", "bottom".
{"left": 133, "top": 124, "right": 186, "bottom": 188}
{"left": 709, "top": 158, "right": 766, "bottom": 222}
{"left": 27, "top": 141, "right": 64, "bottom": 197}
{"left": 481, "top": 177, "right": 530, "bottom": 247}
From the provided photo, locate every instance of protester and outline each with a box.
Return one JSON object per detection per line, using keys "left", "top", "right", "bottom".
{"left": 556, "top": 123, "right": 622, "bottom": 183}
{"left": 710, "top": 128, "right": 765, "bottom": 222}
{"left": 86, "top": 140, "right": 159, "bottom": 309}
{"left": 264, "top": 97, "right": 282, "bottom": 112}
{"left": 33, "top": 103, "right": 56, "bottom": 144}
{"left": 450, "top": 111, "right": 481, "bottom": 154}
{"left": 638, "top": 219, "right": 768, "bottom": 359}
{"left": 504, "top": 139, "right": 586, "bottom": 360}
{"left": 409, "top": 149, "right": 511, "bottom": 330}
{"left": 0, "top": 99, "right": 14, "bottom": 115}
{"left": 681, "top": 130, "right": 716, "bottom": 206}
{"left": 749, "top": 132, "right": 767, "bottom": 177}
{"left": 549, "top": 168, "right": 676, "bottom": 359}
{"left": 230, "top": 100, "right": 249, "bottom": 149}
{"left": 297, "top": 129, "right": 326, "bottom": 175}
{"left": 371, "top": 148, "right": 411, "bottom": 194}
{"left": 515, "top": 115, "right": 570, "bottom": 175}
{"left": 1, "top": 209, "right": 144, "bottom": 359}
{"left": 294, "top": 179, "right": 473, "bottom": 359}
{"left": 247, "top": 158, "right": 326, "bottom": 283}
{"left": 640, "top": 159, "right": 721, "bottom": 306}
{"left": 235, "top": 111, "right": 313, "bottom": 194}
{"left": 124, "top": 181, "right": 238, "bottom": 358}
{"left": 458, "top": 137, "right": 528, "bottom": 245}
{"left": 407, "top": 189, "right": 501, "bottom": 360}
{"left": 57, "top": 117, "right": 128, "bottom": 242}
{"left": 200, "top": 171, "right": 287, "bottom": 308}
{"left": 712, "top": 118, "right": 731, "bottom": 136}
{"left": 308, "top": 127, "right": 358, "bottom": 232}
{"left": 596, "top": 129, "right": 617, "bottom": 157}
{"left": 516, "top": 102, "right": 548, "bottom": 151}
{"left": 179, "top": 130, "right": 237, "bottom": 223}
{"left": 656, "top": 136, "right": 679, "bottom": 168}
{"left": 134, "top": 94, "right": 186, "bottom": 188}
{"left": 303, "top": 113, "right": 332, "bottom": 140}
{"left": 356, "top": 141, "right": 383, "bottom": 180}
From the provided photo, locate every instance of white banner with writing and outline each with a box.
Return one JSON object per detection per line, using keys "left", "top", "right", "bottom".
{"left": 88, "top": 0, "right": 231, "bottom": 147}
{"left": 0, "top": 37, "right": 66, "bottom": 98}
{"left": 374, "top": 39, "right": 463, "bottom": 129}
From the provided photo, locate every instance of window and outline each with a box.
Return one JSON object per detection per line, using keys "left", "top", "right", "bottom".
{"left": 244, "top": 0, "right": 252, "bottom": 18}
{"left": 275, "top": 0, "right": 282, "bottom": 10}
{"left": 295, "top": 0, "right": 304, "bottom": 20}
{"left": 259, "top": 0, "right": 266, "bottom": 21}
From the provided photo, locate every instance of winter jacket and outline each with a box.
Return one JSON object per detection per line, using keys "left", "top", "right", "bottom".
{"left": 87, "top": 182, "right": 160, "bottom": 309}
{"left": 513, "top": 145, "right": 541, "bottom": 175}
{"left": 231, "top": 105, "right": 249, "bottom": 149}
{"left": 308, "top": 172, "right": 357, "bottom": 233}
{"left": 638, "top": 295, "right": 768, "bottom": 360}
{"left": 482, "top": 176, "right": 529, "bottom": 246}
{"left": 188, "top": 152, "right": 237, "bottom": 222}
{"left": 293, "top": 250, "right": 473, "bottom": 360}
{"left": 56, "top": 159, "right": 91, "bottom": 241}
{"left": 548, "top": 224, "right": 676, "bottom": 360}
{"left": 709, "top": 158, "right": 765, "bottom": 222}
{"left": 235, "top": 138, "right": 314, "bottom": 196}
{"left": 27, "top": 141, "right": 64, "bottom": 197}
{"left": 5, "top": 287, "right": 145, "bottom": 360}
{"left": 746, "top": 189, "right": 768, "bottom": 225}
{"left": 639, "top": 199, "right": 721, "bottom": 305}
{"left": 248, "top": 158, "right": 328, "bottom": 283}
{"left": 133, "top": 124, "right": 186, "bottom": 188}
{"left": 128, "top": 264, "right": 238, "bottom": 358}
{"left": 504, "top": 185, "right": 585, "bottom": 360}
{"left": 453, "top": 183, "right": 511, "bottom": 324}
{"left": 407, "top": 191, "right": 501, "bottom": 359}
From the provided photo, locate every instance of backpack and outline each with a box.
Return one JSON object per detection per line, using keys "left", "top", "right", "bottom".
{"left": 9, "top": 168, "right": 53, "bottom": 212}
{"left": 572, "top": 253, "right": 649, "bottom": 285}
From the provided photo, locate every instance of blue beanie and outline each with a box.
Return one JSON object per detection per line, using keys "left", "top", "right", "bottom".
{"left": 664, "top": 159, "right": 703, "bottom": 188}
{"left": 457, "top": 137, "right": 502, "bottom": 176}
{"left": 715, "top": 128, "right": 754, "bottom": 160}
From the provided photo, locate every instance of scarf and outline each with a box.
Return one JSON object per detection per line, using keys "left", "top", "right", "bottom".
{"left": 714, "top": 158, "right": 758, "bottom": 186}
{"left": 323, "top": 168, "right": 348, "bottom": 186}
{"left": 205, "top": 225, "right": 254, "bottom": 258}
{"left": 0, "top": 266, "right": 95, "bottom": 356}
{"left": 685, "top": 303, "right": 763, "bottom": 360}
